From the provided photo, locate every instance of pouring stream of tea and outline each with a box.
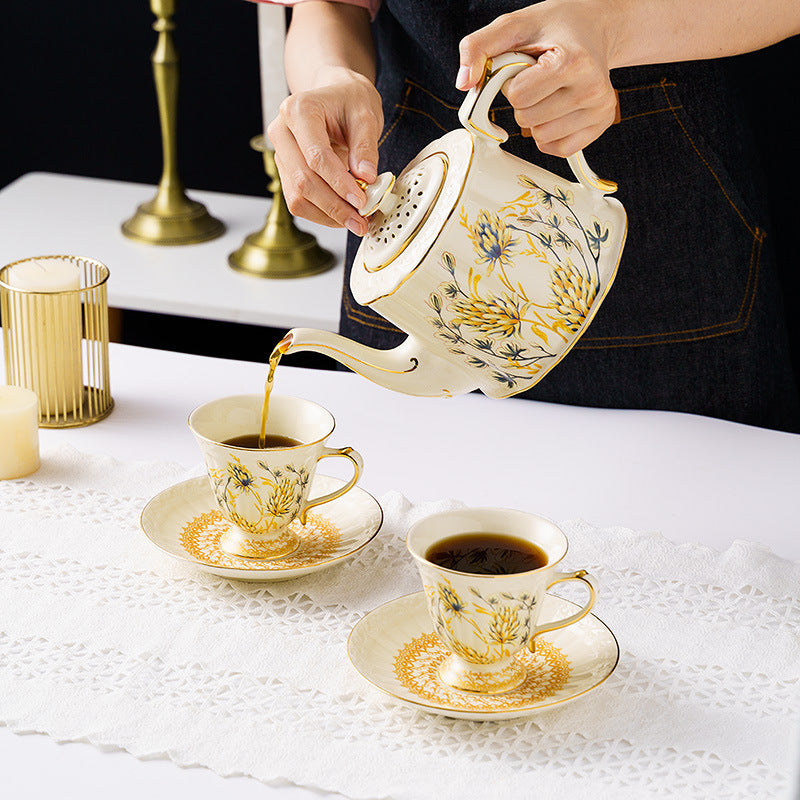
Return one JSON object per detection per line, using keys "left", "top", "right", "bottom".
{"left": 258, "top": 334, "right": 292, "bottom": 448}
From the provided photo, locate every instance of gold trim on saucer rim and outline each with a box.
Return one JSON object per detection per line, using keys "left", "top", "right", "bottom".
{"left": 347, "top": 592, "right": 619, "bottom": 720}
{"left": 141, "top": 474, "right": 383, "bottom": 581}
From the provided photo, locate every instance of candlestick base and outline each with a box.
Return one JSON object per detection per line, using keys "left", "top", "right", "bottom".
{"left": 122, "top": 191, "right": 226, "bottom": 246}
{"left": 228, "top": 136, "right": 335, "bottom": 278}
{"left": 228, "top": 218, "right": 335, "bottom": 279}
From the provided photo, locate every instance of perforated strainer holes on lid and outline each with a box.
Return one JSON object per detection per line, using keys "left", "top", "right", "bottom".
{"left": 362, "top": 153, "right": 448, "bottom": 272}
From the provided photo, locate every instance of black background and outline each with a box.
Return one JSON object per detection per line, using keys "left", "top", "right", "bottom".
{"left": 3, "top": 0, "right": 267, "bottom": 198}
{"left": 1, "top": 0, "right": 328, "bottom": 366}
{"left": 2, "top": 2, "right": 798, "bottom": 379}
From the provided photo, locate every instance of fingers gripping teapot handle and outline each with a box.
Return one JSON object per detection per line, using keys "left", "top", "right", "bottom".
{"left": 458, "top": 52, "right": 536, "bottom": 143}
{"left": 457, "top": 51, "right": 618, "bottom": 194}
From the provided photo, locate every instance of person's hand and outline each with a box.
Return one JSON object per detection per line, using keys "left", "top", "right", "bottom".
{"left": 267, "top": 66, "right": 383, "bottom": 236}
{"left": 456, "top": 0, "right": 619, "bottom": 157}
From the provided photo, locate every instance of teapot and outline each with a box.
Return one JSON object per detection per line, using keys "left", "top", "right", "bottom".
{"left": 283, "top": 53, "right": 627, "bottom": 398}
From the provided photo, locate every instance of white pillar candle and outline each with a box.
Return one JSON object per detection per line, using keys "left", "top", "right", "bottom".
{"left": 6, "top": 258, "right": 80, "bottom": 293}
{"left": 5, "top": 258, "right": 83, "bottom": 416}
{"left": 257, "top": 2, "right": 288, "bottom": 147}
{"left": 0, "top": 386, "right": 40, "bottom": 479}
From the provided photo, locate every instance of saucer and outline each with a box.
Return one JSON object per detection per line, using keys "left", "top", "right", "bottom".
{"left": 141, "top": 475, "right": 383, "bottom": 581}
{"left": 347, "top": 592, "right": 619, "bottom": 720}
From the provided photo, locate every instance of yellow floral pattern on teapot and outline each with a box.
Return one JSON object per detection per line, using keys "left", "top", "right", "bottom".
{"left": 427, "top": 173, "right": 615, "bottom": 392}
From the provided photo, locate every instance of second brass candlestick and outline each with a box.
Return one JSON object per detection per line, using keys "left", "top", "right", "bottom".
{"left": 228, "top": 136, "right": 335, "bottom": 279}
{"left": 122, "top": 0, "right": 225, "bottom": 246}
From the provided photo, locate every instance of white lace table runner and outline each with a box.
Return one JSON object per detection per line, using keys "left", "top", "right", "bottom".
{"left": 0, "top": 444, "right": 798, "bottom": 800}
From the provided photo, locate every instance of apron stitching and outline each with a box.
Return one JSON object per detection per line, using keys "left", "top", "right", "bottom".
{"left": 619, "top": 106, "right": 683, "bottom": 123}
{"left": 395, "top": 104, "right": 451, "bottom": 133}
{"left": 343, "top": 290, "right": 400, "bottom": 332}
{"left": 659, "top": 78, "right": 756, "bottom": 237}
{"left": 343, "top": 228, "right": 762, "bottom": 344}
{"left": 733, "top": 227, "right": 763, "bottom": 323}
{"left": 379, "top": 83, "right": 413, "bottom": 147}
{"left": 403, "top": 79, "right": 461, "bottom": 110}
{"left": 617, "top": 82, "right": 676, "bottom": 94}
{"left": 614, "top": 82, "right": 680, "bottom": 121}
{"left": 578, "top": 324, "right": 752, "bottom": 348}
{"left": 578, "top": 229, "right": 763, "bottom": 347}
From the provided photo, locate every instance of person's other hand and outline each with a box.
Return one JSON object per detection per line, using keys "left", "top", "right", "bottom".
{"left": 267, "top": 66, "right": 383, "bottom": 236}
{"left": 457, "top": 0, "right": 619, "bottom": 157}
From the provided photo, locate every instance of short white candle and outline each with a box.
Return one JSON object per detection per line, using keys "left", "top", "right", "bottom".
{"left": 6, "top": 259, "right": 81, "bottom": 293}
{"left": 257, "top": 2, "right": 288, "bottom": 148}
{"left": 0, "top": 385, "right": 40, "bottom": 479}
{"left": 5, "top": 258, "right": 83, "bottom": 415}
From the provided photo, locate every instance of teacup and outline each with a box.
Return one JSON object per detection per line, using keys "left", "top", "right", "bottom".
{"left": 407, "top": 507, "right": 597, "bottom": 694}
{"left": 189, "top": 394, "right": 363, "bottom": 559}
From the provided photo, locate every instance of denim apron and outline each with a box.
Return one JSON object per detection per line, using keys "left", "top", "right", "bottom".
{"left": 338, "top": 0, "right": 800, "bottom": 432}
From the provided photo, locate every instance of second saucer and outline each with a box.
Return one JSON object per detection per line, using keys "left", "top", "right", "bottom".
{"left": 348, "top": 592, "right": 619, "bottom": 720}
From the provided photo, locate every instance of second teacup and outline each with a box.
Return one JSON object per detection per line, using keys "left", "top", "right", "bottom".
{"left": 189, "top": 394, "right": 363, "bottom": 559}
{"left": 407, "top": 507, "right": 597, "bottom": 694}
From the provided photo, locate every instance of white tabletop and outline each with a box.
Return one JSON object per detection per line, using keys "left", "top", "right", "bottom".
{"left": 28, "top": 342, "right": 800, "bottom": 560}
{"left": 3, "top": 342, "right": 800, "bottom": 799}
{"left": 0, "top": 172, "right": 346, "bottom": 330}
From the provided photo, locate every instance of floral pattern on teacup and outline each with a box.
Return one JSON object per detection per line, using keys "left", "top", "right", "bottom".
{"left": 426, "top": 174, "right": 615, "bottom": 391}
{"left": 209, "top": 454, "right": 310, "bottom": 534}
{"left": 424, "top": 577, "right": 538, "bottom": 665}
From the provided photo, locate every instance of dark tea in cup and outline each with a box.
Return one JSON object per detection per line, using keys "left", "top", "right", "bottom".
{"left": 222, "top": 433, "right": 302, "bottom": 449}
{"left": 424, "top": 532, "right": 548, "bottom": 574}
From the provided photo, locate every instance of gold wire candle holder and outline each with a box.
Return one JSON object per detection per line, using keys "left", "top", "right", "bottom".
{"left": 1, "top": 256, "right": 114, "bottom": 428}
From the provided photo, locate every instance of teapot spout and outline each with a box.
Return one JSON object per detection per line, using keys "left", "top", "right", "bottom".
{"left": 281, "top": 328, "right": 477, "bottom": 398}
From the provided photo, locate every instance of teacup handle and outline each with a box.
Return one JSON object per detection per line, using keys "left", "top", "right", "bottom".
{"left": 527, "top": 569, "right": 598, "bottom": 650}
{"left": 457, "top": 51, "right": 618, "bottom": 194}
{"left": 299, "top": 446, "right": 364, "bottom": 523}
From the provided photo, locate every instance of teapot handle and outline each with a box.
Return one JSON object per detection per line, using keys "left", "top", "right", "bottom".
{"left": 457, "top": 52, "right": 618, "bottom": 195}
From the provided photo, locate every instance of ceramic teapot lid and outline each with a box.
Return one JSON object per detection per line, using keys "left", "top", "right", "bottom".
{"left": 352, "top": 129, "right": 473, "bottom": 306}
{"left": 360, "top": 154, "right": 446, "bottom": 270}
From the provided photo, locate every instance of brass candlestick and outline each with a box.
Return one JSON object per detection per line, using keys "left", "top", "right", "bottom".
{"left": 228, "top": 135, "right": 335, "bottom": 278}
{"left": 122, "top": 0, "right": 225, "bottom": 246}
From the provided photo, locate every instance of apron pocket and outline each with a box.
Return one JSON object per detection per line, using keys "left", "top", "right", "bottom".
{"left": 576, "top": 77, "right": 765, "bottom": 349}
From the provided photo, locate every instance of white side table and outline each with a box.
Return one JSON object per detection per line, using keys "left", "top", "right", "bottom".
{"left": 0, "top": 172, "right": 346, "bottom": 331}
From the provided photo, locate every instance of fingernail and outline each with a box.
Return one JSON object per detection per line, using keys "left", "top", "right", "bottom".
{"left": 455, "top": 65, "right": 470, "bottom": 90}
{"left": 347, "top": 192, "right": 364, "bottom": 209}
{"left": 345, "top": 217, "right": 365, "bottom": 236}
{"left": 358, "top": 161, "right": 378, "bottom": 181}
